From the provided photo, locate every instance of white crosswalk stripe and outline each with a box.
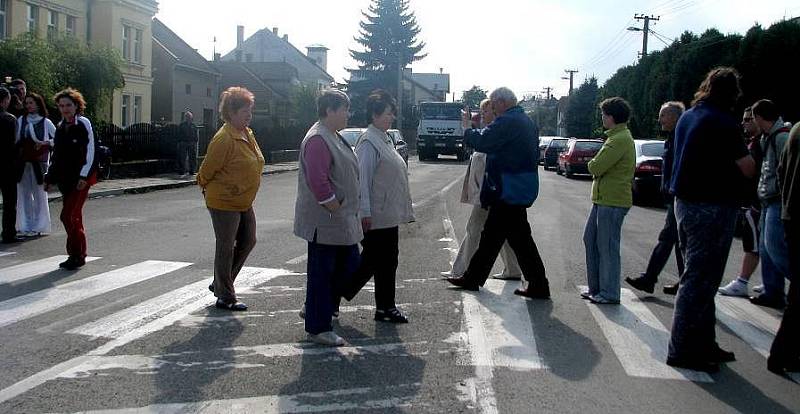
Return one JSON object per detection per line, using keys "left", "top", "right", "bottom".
{"left": 0, "top": 251, "right": 16, "bottom": 257}
{"left": 65, "top": 383, "right": 421, "bottom": 414}
{"left": 581, "top": 286, "right": 714, "bottom": 382}
{"left": 0, "top": 255, "right": 101, "bottom": 284}
{"left": 0, "top": 260, "right": 191, "bottom": 328}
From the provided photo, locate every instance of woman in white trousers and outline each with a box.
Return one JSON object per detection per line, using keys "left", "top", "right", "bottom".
{"left": 16, "top": 93, "right": 54, "bottom": 236}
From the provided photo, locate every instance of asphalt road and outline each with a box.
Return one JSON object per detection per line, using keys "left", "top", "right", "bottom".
{"left": 0, "top": 158, "right": 798, "bottom": 413}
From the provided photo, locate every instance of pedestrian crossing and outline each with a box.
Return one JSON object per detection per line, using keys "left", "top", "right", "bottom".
{"left": 0, "top": 253, "right": 795, "bottom": 412}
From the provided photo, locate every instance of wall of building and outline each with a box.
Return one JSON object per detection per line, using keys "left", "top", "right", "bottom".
{"left": 171, "top": 66, "right": 217, "bottom": 126}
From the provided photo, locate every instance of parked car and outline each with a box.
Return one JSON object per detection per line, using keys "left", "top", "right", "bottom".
{"left": 388, "top": 129, "right": 409, "bottom": 164}
{"left": 538, "top": 136, "right": 556, "bottom": 164}
{"left": 339, "top": 127, "right": 408, "bottom": 164}
{"left": 339, "top": 127, "right": 366, "bottom": 148}
{"left": 557, "top": 138, "right": 604, "bottom": 177}
{"left": 543, "top": 138, "right": 570, "bottom": 170}
{"left": 632, "top": 139, "right": 666, "bottom": 202}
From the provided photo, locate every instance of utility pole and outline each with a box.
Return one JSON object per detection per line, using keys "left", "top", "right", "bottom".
{"left": 396, "top": 51, "right": 403, "bottom": 130}
{"left": 562, "top": 69, "right": 578, "bottom": 95}
{"left": 630, "top": 14, "right": 660, "bottom": 57}
{"left": 542, "top": 87, "right": 553, "bottom": 100}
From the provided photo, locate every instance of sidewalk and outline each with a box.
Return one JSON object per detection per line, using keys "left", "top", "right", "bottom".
{"left": 0, "top": 161, "right": 298, "bottom": 210}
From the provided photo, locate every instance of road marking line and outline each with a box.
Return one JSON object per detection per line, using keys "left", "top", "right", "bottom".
{"left": 69, "top": 267, "right": 293, "bottom": 340}
{"left": 56, "top": 342, "right": 430, "bottom": 379}
{"left": 63, "top": 383, "right": 420, "bottom": 413}
{"left": 0, "top": 260, "right": 191, "bottom": 329}
{"left": 412, "top": 175, "right": 462, "bottom": 209}
{"left": 0, "top": 266, "right": 296, "bottom": 404}
{"left": 285, "top": 253, "right": 307, "bottom": 265}
{"left": 442, "top": 199, "right": 498, "bottom": 414}
{"left": 0, "top": 256, "right": 101, "bottom": 284}
{"left": 715, "top": 295, "right": 780, "bottom": 358}
{"left": 581, "top": 286, "right": 713, "bottom": 382}
{"left": 0, "top": 251, "right": 16, "bottom": 257}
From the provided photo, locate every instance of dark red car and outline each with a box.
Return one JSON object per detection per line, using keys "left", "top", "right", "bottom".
{"left": 557, "top": 138, "right": 604, "bottom": 178}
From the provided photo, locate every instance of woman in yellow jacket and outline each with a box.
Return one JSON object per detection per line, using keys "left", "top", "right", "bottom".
{"left": 198, "top": 87, "right": 265, "bottom": 311}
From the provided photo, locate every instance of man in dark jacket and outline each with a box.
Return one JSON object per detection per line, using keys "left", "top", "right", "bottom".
{"left": 177, "top": 111, "right": 198, "bottom": 176}
{"left": 446, "top": 87, "right": 550, "bottom": 298}
{"left": 769, "top": 121, "right": 800, "bottom": 377}
{"left": 0, "top": 87, "right": 21, "bottom": 243}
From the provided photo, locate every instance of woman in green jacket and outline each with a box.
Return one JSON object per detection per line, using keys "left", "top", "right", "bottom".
{"left": 581, "top": 97, "right": 636, "bottom": 304}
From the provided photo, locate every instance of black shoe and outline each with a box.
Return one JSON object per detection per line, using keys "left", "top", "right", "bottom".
{"left": 662, "top": 283, "right": 679, "bottom": 296}
{"left": 375, "top": 307, "right": 409, "bottom": 323}
{"left": 60, "top": 256, "right": 85, "bottom": 270}
{"left": 625, "top": 275, "right": 655, "bottom": 294}
{"left": 446, "top": 276, "right": 479, "bottom": 291}
{"left": 749, "top": 294, "right": 785, "bottom": 310}
{"left": 215, "top": 299, "right": 247, "bottom": 311}
{"left": 514, "top": 285, "right": 551, "bottom": 299}
{"left": 768, "top": 358, "right": 800, "bottom": 377}
{"left": 666, "top": 356, "right": 720, "bottom": 373}
{"left": 711, "top": 346, "right": 736, "bottom": 363}
{"left": 1, "top": 236, "right": 23, "bottom": 244}
{"left": 208, "top": 283, "right": 215, "bottom": 293}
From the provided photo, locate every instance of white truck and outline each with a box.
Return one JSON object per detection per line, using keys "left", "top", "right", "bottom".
{"left": 416, "top": 102, "right": 471, "bottom": 161}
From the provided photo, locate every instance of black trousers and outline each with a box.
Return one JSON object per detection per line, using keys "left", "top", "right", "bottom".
{"left": 769, "top": 219, "right": 799, "bottom": 366}
{"left": 463, "top": 202, "right": 547, "bottom": 287}
{"left": 1, "top": 178, "right": 17, "bottom": 240}
{"left": 342, "top": 226, "right": 399, "bottom": 310}
{"left": 642, "top": 200, "right": 684, "bottom": 282}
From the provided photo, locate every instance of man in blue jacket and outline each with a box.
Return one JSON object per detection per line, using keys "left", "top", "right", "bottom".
{"left": 446, "top": 87, "right": 550, "bottom": 298}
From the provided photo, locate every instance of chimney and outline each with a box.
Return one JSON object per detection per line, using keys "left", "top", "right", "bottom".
{"left": 236, "top": 25, "right": 244, "bottom": 49}
{"left": 272, "top": 27, "right": 278, "bottom": 36}
{"left": 439, "top": 67, "right": 443, "bottom": 74}
{"left": 213, "top": 52, "right": 221, "bottom": 61}
{"left": 283, "top": 34, "right": 288, "bottom": 42}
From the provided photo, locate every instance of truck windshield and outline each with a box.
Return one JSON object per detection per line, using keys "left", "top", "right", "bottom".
{"left": 420, "top": 105, "right": 463, "bottom": 120}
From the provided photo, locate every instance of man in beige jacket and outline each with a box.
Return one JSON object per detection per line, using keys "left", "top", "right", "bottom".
{"left": 448, "top": 99, "right": 522, "bottom": 282}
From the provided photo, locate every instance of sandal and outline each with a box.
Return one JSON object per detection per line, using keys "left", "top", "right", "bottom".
{"left": 375, "top": 307, "right": 408, "bottom": 323}
{"left": 215, "top": 299, "right": 247, "bottom": 311}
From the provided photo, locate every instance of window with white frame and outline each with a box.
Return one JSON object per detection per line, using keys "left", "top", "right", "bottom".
{"left": 133, "top": 96, "right": 142, "bottom": 123}
{"left": 0, "top": 0, "right": 7, "bottom": 39}
{"left": 47, "top": 10, "right": 58, "bottom": 39}
{"left": 65, "top": 15, "right": 75, "bottom": 36}
{"left": 121, "top": 95, "right": 131, "bottom": 127}
{"left": 122, "top": 25, "right": 131, "bottom": 60}
{"left": 27, "top": 4, "right": 39, "bottom": 33}
{"left": 134, "top": 29, "right": 142, "bottom": 63}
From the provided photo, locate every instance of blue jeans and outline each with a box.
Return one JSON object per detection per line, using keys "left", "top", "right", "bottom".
{"left": 583, "top": 204, "right": 629, "bottom": 301}
{"left": 305, "top": 242, "right": 360, "bottom": 335}
{"left": 760, "top": 200, "right": 791, "bottom": 300}
{"left": 669, "top": 200, "right": 737, "bottom": 359}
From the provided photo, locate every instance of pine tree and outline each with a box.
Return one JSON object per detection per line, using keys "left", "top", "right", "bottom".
{"left": 347, "top": 0, "right": 426, "bottom": 125}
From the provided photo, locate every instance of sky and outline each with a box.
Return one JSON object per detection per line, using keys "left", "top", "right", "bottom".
{"left": 157, "top": 0, "right": 799, "bottom": 100}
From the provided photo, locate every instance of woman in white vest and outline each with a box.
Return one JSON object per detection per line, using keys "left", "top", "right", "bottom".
{"left": 16, "top": 93, "right": 54, "bottom": 237}
{"left": 449, "top": 99, "right": 522, "bottom": 283}
{"left": 340, "top": 90, "right": 415, "bottom": 323}
{"left": 294, "top": 89, "right": 362, "bottom": 346}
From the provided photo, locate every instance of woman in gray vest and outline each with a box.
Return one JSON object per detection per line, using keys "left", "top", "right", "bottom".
{"left": 341, "top": 90, "right": 415, "bottom": 323}
{"left": 294, "top": 89, "right": 362, "bottom": 346}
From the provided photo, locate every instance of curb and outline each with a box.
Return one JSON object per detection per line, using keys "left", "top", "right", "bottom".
{"left": 0, "top": 165, "right": 299, "bottom": 210}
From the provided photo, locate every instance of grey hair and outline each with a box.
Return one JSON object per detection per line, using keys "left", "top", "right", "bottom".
{"left": 489, "top": 87, "right": 518, "bottom": 106}
{"left": 661, "top": 101, "right": 685, "bottom": 116}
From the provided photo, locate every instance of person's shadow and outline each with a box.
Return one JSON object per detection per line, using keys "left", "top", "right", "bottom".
{"left": 277, "top": 324, "right": 424, "bottom": 411}
{"left": 151, "top": 307, "right": 244, "bottom": 405}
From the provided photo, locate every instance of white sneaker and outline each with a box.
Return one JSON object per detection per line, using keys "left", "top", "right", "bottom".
{"left": 308, "top": 331, "right": 344, "bottom": 346}
{"left": 753, "top": 284, "right": 764, "bottom": 293}
{"left": 718, "top": 279, "right": 749, "bottom": 297}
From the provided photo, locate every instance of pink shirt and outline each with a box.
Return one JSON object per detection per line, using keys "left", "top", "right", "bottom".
{"left": 303, "top": 135, "right": 336, "bottom": 204}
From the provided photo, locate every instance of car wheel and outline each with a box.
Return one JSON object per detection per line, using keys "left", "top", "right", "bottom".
{"left": 556, "top": 165, "right": 563, "bottom": 175}
{"left": 565, "top": 165, "right": 573, "bottom": 178}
